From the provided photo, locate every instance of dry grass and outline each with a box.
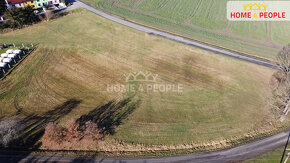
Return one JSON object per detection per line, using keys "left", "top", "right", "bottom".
{"left": 0, "top": 10, "right": 283, "bottom": 150}
{"left": 40, "top": 119, "right": 283, "bottom": 152}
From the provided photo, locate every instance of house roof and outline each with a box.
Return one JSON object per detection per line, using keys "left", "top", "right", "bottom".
{"left": 7, "top": 0, "right": 31, "bottom": 5}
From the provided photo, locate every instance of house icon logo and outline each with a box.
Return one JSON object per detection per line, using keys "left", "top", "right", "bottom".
{"left": 243, "top": 3, "right": 268, "bottom": 11}
{"left": 124, "top": 71, "right": 158, "bottom": 82}
{"left": 107, "top": 71, "right": 183, "bottom": 93}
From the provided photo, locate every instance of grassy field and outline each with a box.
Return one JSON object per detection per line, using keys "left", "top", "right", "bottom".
{"left": 244, "top": 146, "right": 284, "bottom": 163}
{"left": 0, "top": 9, "right": 286, "bottom": 149}
{"left": 83, "top": 0, "right": 290, "bottom": 60}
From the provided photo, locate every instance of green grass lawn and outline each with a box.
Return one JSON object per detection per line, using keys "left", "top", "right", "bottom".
{"left": 0, "top": 48, "right": 8, "bottom": 54}
{"left": 244, "top": 146, "right": 284, "bottom": 163}
{"left": 0, "top": 9, "right": 286, "bottom": 150}
{"left": 85, "top": 0, "right": 290, "bottom": 60}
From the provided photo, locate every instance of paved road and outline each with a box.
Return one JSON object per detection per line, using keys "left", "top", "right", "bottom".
{"left": 0, "top": 129, "right": 289, "bottom": 162}
{"left": 68, "top": 1, "right": 274, "bottom": 68}
{"left": 0, "top": 2, "right": 284, "bottom": 163}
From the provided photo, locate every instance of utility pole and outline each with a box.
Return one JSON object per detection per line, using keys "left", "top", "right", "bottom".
{"left": 281, "top": 132, "right": 290, "bottom": 163}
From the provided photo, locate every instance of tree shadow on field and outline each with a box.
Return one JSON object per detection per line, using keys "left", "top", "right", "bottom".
{"left": 19, "top": 99, "right": 81, "bottom": 148}
{"left": 77, "top": 96, "right": 141, "bottom": 135}
{"left": 0, "top": 99, "right": 81, "bottom": 162}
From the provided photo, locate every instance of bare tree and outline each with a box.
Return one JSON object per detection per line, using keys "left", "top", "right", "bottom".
{"left": 43, "top": 6, "right": 54, "bottom": 21}
{"left": 45, "top": 10, "right": 54, "bottom": 21}
{"left": 0, "top": 116, "right": 25, "bottom": 147}
{"left": 271, "top": 44, "right": 290, "bottom": 122}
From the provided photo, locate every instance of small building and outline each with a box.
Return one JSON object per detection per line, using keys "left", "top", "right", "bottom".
{"left": 35, "top": 0, "right": 48, "bottom": 9}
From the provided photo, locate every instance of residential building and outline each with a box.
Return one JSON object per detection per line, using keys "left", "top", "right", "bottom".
{"left": 23, "top": 0, "right": 37, "bottom": 9}
{"left": 35, "top": 0, "right": 47, "bottom": 9}
{"left": 47, "top": 0, "right": 59, "bottom": 6}
{"left": 6, "top": 0, "right": 26, "bottom": 8}
{"left": 5, "top": 0, "right": 60, "bottom": 10}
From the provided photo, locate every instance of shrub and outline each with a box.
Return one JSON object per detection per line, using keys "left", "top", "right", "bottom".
{"left": 270, "top": 45, "right": 290, "bottom": 122}
{"left": 41, "top": 122, "right": 66, "bottom": 145}
{"left": 44, "top": 10, "right": 53, "bottom": 21}
{"left": 65, "top": 119, "right": 82, "bottom": 142}
{"left": 0, "top": 116, "right": 24, "bottom": 147}
{"left": 41, "top": 119, "right": 103, "bottom": 149}
{"left": 84, "top": 121, "right": 103, "bottom": 140}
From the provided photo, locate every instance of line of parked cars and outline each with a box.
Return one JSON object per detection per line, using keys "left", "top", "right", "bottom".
{"left": 0, "top": 49, "right": 25, "bottom": 75}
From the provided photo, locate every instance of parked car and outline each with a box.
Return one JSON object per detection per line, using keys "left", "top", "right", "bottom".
{"left": 1, "top": 53, "right": 8, "bottom": 58}
{"left": 6, "top": 49, "right": 14, "bottom": 54}
{"left": 13, "top": 49, "right": 22, "bottom": 55}
{"left": 3, "top": 58, "right": 13, "bottom": 64}
{"left": 8, "top": 54, "right": 18, "bottom": 59}
{"left": 0, "top": 63, "right": 8, "bottom": 73}
{"left": 0, "top": 62, "right": 8, "bottom": 68}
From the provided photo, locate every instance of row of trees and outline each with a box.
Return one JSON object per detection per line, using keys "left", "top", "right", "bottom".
{"left": 0, "top": 3, "right": 39, "bottom": 30}
{"left": 271, "top": 44, "right": 290, "bottom": 122}
{"left": 4, "top": 6, "right": 39, "bottom": 28}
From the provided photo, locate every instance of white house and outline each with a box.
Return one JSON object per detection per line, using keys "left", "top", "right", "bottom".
{"left": 47, "top": 0, "right": 59, "bottom": 6}
{"left": 5, "top": 0, "right": 26, "bottom": 9}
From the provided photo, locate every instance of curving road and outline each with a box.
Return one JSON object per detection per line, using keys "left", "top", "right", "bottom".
{"left": 68, "top": 1, "right": 274, "bottom": 68}
{"left": 1, "top": 1, "right": 285, "bottom": 162}
{"left": 0, "top": 129, "right": 289, "bottom": 162}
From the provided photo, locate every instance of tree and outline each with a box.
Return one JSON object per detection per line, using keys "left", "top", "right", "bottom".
{"left": 44, "top": 9, "right": 53, "bottom": 21}
{"left": 271, "top": 44, "right": 290, "bottom": 122}
{"left": 4, "top": 6, "right": 39, "bottom": 28}
{"left": 0, "top": 116, "right": 25, "bottom": 147}
{"left": 0, "top": 0, "right": 6, "bottom": 15}
{"left": 41, "top": 120, "right": 103, "bottom": 149}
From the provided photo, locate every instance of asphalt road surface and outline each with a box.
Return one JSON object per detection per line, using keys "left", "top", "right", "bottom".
{"left": 0, "top": 129, "right": 289, "bottom": 162}
{"left": 69, "top": 1, "right": 274, "bottom": 68}
{"left": 1, "top": 1, "right": 285, "bottom": 163}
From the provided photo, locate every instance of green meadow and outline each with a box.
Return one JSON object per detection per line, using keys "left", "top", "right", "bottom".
{"left": 84, "top": 0, "right": 290, "bottom": 60}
